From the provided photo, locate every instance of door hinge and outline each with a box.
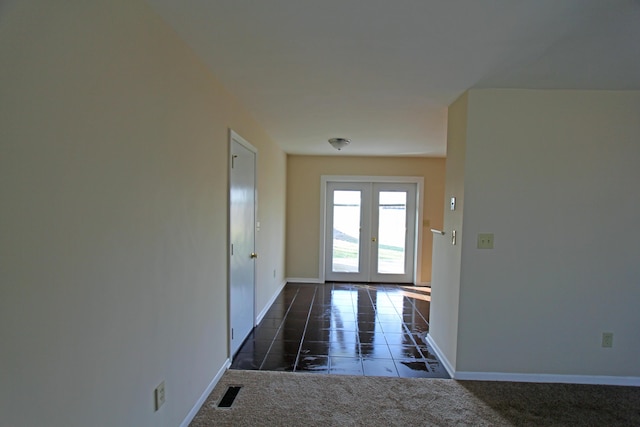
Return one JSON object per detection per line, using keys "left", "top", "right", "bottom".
{"left": 231, "top": 154, "right": 238, "bottom": 168}
{"left": 231, "top": 328, "right": 234, "bottom": 339}
{"left": 231, "top": 243, "right": 234, "bottom": 255}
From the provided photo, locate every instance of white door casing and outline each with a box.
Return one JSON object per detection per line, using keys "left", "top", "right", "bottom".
{"left": 229, "top": 130, "right": 257, "bottom": 356}
{"left": 323, "top": 178, "right": 420, "bottom": 284}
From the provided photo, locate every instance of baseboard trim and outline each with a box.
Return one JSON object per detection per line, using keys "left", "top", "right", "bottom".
{"left": 426, "top": 334, "right": 640, "bottom": 386}
{"left": 426, "top": 334, "right": 455, "bottom": 378}
{"left": 415, "top": 281, "right": 431, "bottom": 287}
{"left": 454, "top": 371, "right": 640, "bottom": 386}
{"left": 256, "top": 279, "right": 287, "bottom": 325}
{"left": 285, "top": 277, "right": 323, "bottom": 284}
{"left": 180, "top": 359, "right": 230, "bottom": 427}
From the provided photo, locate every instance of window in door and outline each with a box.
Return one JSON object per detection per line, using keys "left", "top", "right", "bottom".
{"left": 324, "top": 181, "right": 417, "bottom": 283}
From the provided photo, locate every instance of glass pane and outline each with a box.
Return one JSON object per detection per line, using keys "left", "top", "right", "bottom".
{"left": 377, "top": 191, "right": 407, "bottom": 274}
{"left": 332, "top": 190, "right": 361, "bottom": 273}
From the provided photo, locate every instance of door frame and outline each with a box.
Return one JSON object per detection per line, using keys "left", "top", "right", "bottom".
{"left": 319, "top": 175, "right": 424, "bottom": 284}
{"left": 228, "top": 129, "right": 258, "bottom": 357}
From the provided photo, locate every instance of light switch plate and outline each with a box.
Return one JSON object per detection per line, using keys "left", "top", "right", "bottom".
{"left": 155, "top": 381, "right": 165, "bottom": 411}
{"left": 602, "top": 332, "right": 613, "bottom": 348}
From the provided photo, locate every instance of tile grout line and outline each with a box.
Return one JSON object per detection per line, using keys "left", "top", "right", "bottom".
{"left": 293, "top": 285, "right": 318, "bottom": 372}
{"left": 258, "top": 287, "right": 300, "bottom": 370}
{"left": 389, "top": 289, "right": 432, "bottom": 372}
{"left": 350, "top": 284, "right": 364, "bottom": 375}
{"left": 364, "top": 286, "right": 398, "bottom": 377}
{"left": 238, "top": 283, "right": 446, "bottom": 378}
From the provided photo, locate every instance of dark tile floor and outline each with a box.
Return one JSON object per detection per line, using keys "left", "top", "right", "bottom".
{"left": 230, "top": 282, "right": 449, "bottom": 378}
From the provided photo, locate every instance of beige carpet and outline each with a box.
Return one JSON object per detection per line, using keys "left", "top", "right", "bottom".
{"left": 190, "top": 370, "right": 640, "bottom": 426}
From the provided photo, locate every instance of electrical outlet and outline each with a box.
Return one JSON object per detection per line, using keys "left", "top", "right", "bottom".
{"left": 477, "top": 233, "right": 494, "bottom": 249}
{"left": 602, "top": 332, "right": 613, "bottom": 348}
{"left": 155, "top": 381, "right": 166, "bottom": 411}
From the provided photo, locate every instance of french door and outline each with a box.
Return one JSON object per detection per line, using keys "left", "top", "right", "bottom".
{"left": 324, "top": 182, "right": 417, "bottom": 283}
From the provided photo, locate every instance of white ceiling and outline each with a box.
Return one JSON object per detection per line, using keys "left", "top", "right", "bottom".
{"left": 146, "top": 0, "right": 640, "bottom": 157}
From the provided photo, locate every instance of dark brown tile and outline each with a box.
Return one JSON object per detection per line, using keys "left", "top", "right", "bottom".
{"left": 259, "top": 317, "right": 284, "bottom": 329}
{"left": 387, "top": 345, "right": 424, "bottom": 360}
{"left": 329, "top": 356, "right": 363, "bottom": 375}
{"left": 360, "top": 344, "right": 392, "bottom": 360}
{"left": 395, "top": 361, "right": 432, "bottom": 378}
{"left": 230, "top": 357, "right": 261, "bottom": 370}
{"left": 260, "top": 353, "right": 296, "bottom": 371}
{"left": 231, "top": 283, "right": 444, "bottom": 378}
{"left": 321, "top": 320, "right": 358, "bottom": 331}
{"left": 296, "top": 355, "right": 329, "bottom": 373}
{"left": 329, "top": 340, "right": 360, "bottom": 357}
{"left": 357, "top": 331, "right": 386, "bottom": 345}
{"left": 362, "top": 359, "right": 398, "bottom": 377}
{"left": 299, "top": 340, "right": 330, "bottom": 356}
{"left": 252, "top": 327, "right": 280, "bottom": 341}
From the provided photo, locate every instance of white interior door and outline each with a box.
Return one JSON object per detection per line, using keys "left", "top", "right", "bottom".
{"left": 229, "top": 131, "right": 256, "bottom": 356}
{"left": 325, "top": 181, "right": 417, "bottom": 283}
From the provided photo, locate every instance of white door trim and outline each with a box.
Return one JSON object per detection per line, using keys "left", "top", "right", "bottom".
{"left": 228, "top": 129, "right": 257, "bottom": 357}
{"left": 319, "top": 175, "right": 424, "bottom": 283}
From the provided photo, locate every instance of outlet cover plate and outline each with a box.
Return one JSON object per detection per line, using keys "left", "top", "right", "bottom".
{"left": 477, "top": 233, "right": 494, "bottom": 249}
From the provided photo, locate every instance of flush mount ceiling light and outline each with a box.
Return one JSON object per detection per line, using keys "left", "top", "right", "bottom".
{"left": 328, "top": 137, "right": 351, "bottom": 151}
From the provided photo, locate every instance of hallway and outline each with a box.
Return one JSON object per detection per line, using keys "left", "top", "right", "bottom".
{"left": 231, "top": 283, "right": 449, "bottom": 378}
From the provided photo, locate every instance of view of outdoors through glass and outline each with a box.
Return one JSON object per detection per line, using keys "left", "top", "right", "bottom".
{"left": 377, "top": 191, "right": 407, "bottom": 274}
{"left": 332, "top": 191, "right": 361, "bottom": 273}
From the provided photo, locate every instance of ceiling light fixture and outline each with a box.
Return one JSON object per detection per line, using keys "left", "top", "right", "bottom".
{"left": 328, "top": 137, "right": 351, "bottom": 151}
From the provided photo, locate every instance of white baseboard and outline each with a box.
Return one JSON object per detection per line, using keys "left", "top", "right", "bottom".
{"left": 426, "top": 333, "right": 640, "bottom": 386}
{"left": 285, "top": 277, "right": 323, "bottom": 284}
{"left": 454, "top": 371, "right": 640, "bottom": 386}
{"left": 426, "top": 333, "right": 455, "bottom": 378}
{"left": 256, "top": 279, "right": 287, "bottom": 325}
{"left": 180, "top": 358, "right": 230, "bottom": 427}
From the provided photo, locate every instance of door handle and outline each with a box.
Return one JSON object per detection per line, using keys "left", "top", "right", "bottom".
{"left": 250, "top": 253, "right": 258, "bottom": 259}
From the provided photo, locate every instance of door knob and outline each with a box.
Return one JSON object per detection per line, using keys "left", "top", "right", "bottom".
{"left": 250, "top": 253, "right": 258, "bottom": 259}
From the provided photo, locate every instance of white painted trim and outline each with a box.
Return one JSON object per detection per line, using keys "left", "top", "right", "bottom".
{"left": 426, "top": 333, "right": 455, "bottom": 378}
{"left": 228, "top": 129, "right": 258, "bottom": 357}
{"left": 319, "top": 175, "right": 424, "bottom": 284}
{"left": 180, "top": 359, "right": 231, "bottom": 427}
{"left": 286, "top": 277, "right": 323, "bottom": 284}
{"left": 426, "top": 333, "right": 640, "bottom": 386}
{"left": 318, "top": 180, "right": 327, "bottom": 283}
{"left": 230, "top": 129, "right": 258, "bottom": 153}
{"left": 255, "top": 279, "right": 287, "bottom": 325}
{"left": 414, "top": 178, "right": 425, "bottom": 284}
{"left": 453, "top": 371, "right": 640, "bottom": 387}
{"left": 321, "top": 175, "right": 425, "bottom": 184}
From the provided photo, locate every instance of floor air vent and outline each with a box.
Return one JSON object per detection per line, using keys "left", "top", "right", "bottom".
{"left": 217, "top": 386, "right": 242, "bottom": 408}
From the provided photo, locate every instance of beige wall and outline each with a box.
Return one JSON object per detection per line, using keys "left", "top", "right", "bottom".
{"left": 0, "top": 2, "right": 286, "bottom": 426}
{"left": 286, "top": 155, "right": 445, "bottom": 283}
{"left": 430, "top": 89, "right": 640, "bottom": 381}
{"left": 428, "top": 92, "right": 467, "bottom": 371}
